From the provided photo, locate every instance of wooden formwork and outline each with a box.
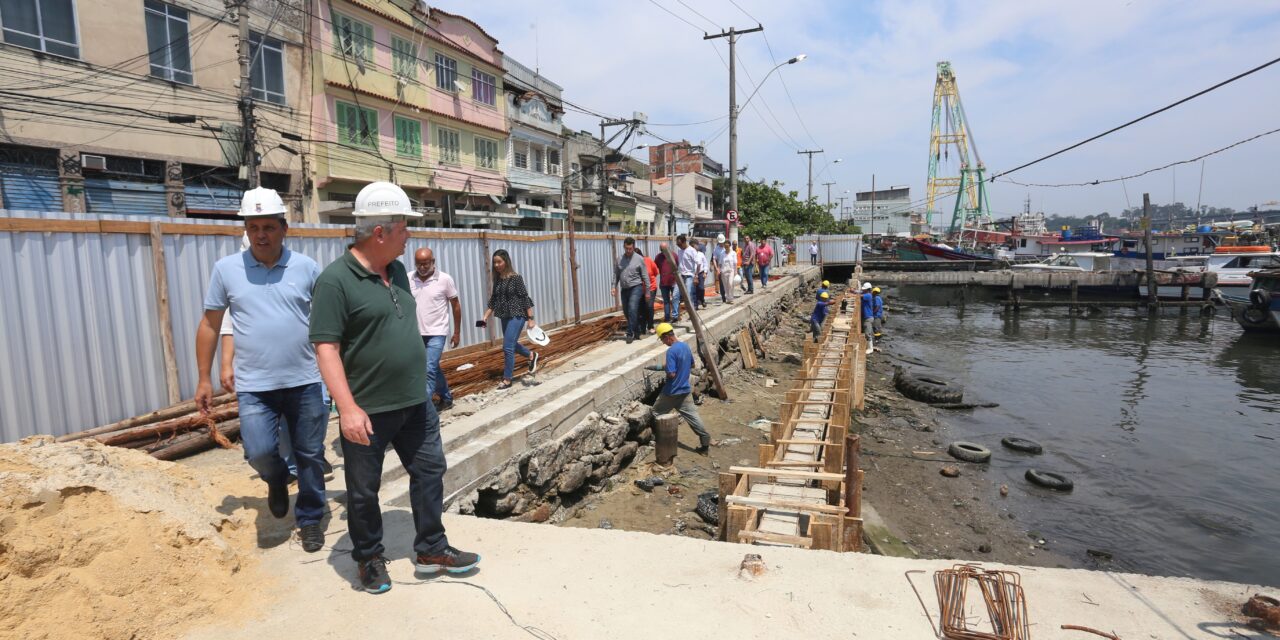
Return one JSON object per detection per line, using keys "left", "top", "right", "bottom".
{"left": 719, "top": 287, "right": 868, "bottom": 552}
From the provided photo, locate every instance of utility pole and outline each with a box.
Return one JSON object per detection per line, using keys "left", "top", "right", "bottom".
{"left": 797, "top": 149, "right": 822, "bottom": 204}
{"left": 822, "top": 181, "right": 836, "bottom": 214}
{"left": 705, "top": 24, "right": 763, "bottom": 244}
{"left": 597, "top": 117, "right": 642, "bottom": 231}
{"left": 837, "top": 196, "right": 847, "bottom": 220}
{"left": 236, "top": 0, "right": 258, "bottom": 188}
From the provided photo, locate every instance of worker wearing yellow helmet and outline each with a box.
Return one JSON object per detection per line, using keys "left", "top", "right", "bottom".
{"left": 816, "top": 279, "right": 830, "bottom": 301}
{"left": 810, "top": 291, "right": 830, "bottom": 343}
{"left": 872, "top": 287, "right": 886, "bottom": 338}
{"left": 644, "top": 323, "right": 710, "bottom": 455}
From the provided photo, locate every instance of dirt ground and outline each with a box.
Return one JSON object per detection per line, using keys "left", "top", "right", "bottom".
{"left": 556, "top": 287, "right": 1074, "bottom": 569}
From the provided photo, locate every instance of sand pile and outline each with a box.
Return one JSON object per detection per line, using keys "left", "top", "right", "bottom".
{"left": 0, "top": 436, "right": 264, "bottom": 640}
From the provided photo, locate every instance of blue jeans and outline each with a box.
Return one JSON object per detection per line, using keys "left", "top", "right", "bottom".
{"left": 661, "top": 284, "right": 680, "bottom": 321}
{"left": 622, "top": 285, "right": 643, "bottom": 338}
{"left": 742, "top": 263, "right": 755, "bottom": 292}
{"left": 500, "top": 316, "right": 532, "bottom": 381}
{"left": 759, "top": 264, "right": 770, "bottom": 287}
{"left": 238, "top": 382, "right": 328, "bottom": 527}
{"left": 341, "top": 402, "right": 447, "bottom": 561}
{"left": 422, "top": 335, "right": 453, "bottom": 404}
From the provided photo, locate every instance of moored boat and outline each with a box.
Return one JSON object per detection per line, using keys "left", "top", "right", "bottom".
{"left": 1222, "top": 268, "right": 1280, "bottom": 332}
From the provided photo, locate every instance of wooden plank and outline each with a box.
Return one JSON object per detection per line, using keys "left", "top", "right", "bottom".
{"left": 842, "top": 516, "right": 864, "bottom": 552}
{"left": 810, "top": 515, "right": 841, "bottom": 551}
{"left": 149, "top": 222, "right": 181, "bottom": 405}
{"left": 0, "top": 218, "right": 102, "bottom": 233}
{"left": 737, "top": 329, "right": 757, "bottom": 369}
{"left": 729, "top": 466, "right": 845, "bottom": 482}
{"left": 99, "top": 220, "right": 149, "bottom": 233}
{"left": 757, "top": 444, "right": 775, "bottom": 467}
{"left": 158, "top": 223, "right": 242, "bottom": 236}
{"left": 726, "top": 505, "right": 752, "bottom": 544}
{"left": 726, "top": 495, "right": 849, "bottom": 515}
{"left": 749, "top": 323, "right": 767, "bottom": 358}
{"left": 774, "top": 438, "right": 838, "bottom": 446}
{"left": 764, "top": 460, "right": 825, "bottom": 467}
{"left": 717, "top": 473, "right": 737, "bottom": 541}
{"left": 852, "top": 469, "right": 864, "bottom": 518}
{"left": 738, "top": 530, "right": 813, "bottom": 548}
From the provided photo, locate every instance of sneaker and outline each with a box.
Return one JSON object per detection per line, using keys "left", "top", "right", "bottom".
{"left": 299, "top": 523, "right": 324, "bottom": 553}
{"left": 358, "top": 556, "right": 392, "bottom": 594}
{"left": 695, "top": 445, "right": 710, "bottom": 456}
{"left": 438, "top": 400, "right": 454, "bottom": 412}
{"left": 528, "top": 352, "right": 540, "bottom": 374}
{"left": 320, "top": 459, "right": 334, "bottom": 481}
{"left": 626, "top": 335, "right": 634, "bottom": 344}
{"left": 267, "top": 482, "right": 289, "bottom": 518}
{"left": 416, "top": 546, "right": 481, "bottom": 575}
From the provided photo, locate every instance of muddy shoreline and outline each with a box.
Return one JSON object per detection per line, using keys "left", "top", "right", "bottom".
{"left": 548, "top": 286, "right": 1073, "bottom": 569}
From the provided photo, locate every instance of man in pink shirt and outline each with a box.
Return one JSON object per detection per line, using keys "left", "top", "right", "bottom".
{"left": 756, "top": 239, "right": 774, "bottom": 288}
{"left": 410, "top": 248, "right": 462, "bottom": 412}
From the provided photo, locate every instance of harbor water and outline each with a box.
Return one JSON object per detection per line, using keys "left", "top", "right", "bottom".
{"left": 890, "top": 286, "right": 1279, "bottom": 587}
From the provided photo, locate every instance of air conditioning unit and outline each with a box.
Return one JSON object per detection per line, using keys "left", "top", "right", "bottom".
{"left": 81, "top": 154, "right": 107, "bottom": 171}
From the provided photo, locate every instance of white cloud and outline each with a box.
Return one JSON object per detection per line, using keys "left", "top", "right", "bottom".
{"left": 438, "top": 0, "right": 1280, "bottom": 216}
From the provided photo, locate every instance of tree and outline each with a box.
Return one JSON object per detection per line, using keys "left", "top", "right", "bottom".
{"left": 713, "top": 177, "right": 845, "bottom": 239}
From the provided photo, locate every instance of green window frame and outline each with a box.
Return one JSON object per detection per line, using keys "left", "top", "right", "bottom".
{"left": 392, "top": 36, "right": 417, "bottom": 80}
{"left": 336, "top": 101, "right": 378, "bottom": 150}
{"left": 394, "top": 116, "right": 421, "bottom": 158}
{"left": 332, "top": 12, "right": 373, "bottom": 62}
{"left": 475, "top": 136, "right": 500, "bottom": 170}
{"left": 435, "top": 126, "right": 460, "bottom": 165}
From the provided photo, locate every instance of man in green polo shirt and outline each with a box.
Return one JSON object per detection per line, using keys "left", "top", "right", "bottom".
{"left": 310, "top": 182, "right": 479, "bottom": 595}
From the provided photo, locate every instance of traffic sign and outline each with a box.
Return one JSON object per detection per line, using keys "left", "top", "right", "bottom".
{"left": 726, "top": 210, "right": 738, "bottom": 223}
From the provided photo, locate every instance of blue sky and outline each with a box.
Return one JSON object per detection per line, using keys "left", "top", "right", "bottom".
{"left": 442, "top": 0, "right": 1280, "bottom": 219}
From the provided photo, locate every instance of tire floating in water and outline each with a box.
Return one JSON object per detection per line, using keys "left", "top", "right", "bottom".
{"left": 1000, "top": 436, "right": 1044, "bottom": 455}
{"left": 947, "top": 441, "right": 991, "bottom": 464}
{"left": 894, "top": 368, "right": 964, "bottom": 404}
{"left": 1025, "top": 469, "right": 1074, "bottom": 492}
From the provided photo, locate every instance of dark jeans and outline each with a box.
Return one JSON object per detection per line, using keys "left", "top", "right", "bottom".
{"left": 341, "top": 402, "right": 447, "bottom": 562}
{"left": 693, "top": 276, "right": 706, "bottom": 308}
{"left": 622, "top": 285, "right": 643, "bottom": 338}
{"left": 742, "top": 263, "right": 755, "bottom": 292}
{"left": 237, "top": 383, "right": 328, "bottom": 527}
{"left": 499, "top": 316, "right": 532, "bottom": 380}
{"left": 643, "top": 290, "right": 656, "bottom": 332}
{"left": 810, "top": 254, "right": 818, "bottom": 265}
{"left": 660, "top": 285, "right": 678, "bottom": 322}
{"left": 422, "top": 335, "right": 453, "bottom": 404}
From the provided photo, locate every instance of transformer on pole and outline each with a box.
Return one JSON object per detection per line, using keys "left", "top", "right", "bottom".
{"left": 925, "top": 61, "right": 990, "bottom": 235}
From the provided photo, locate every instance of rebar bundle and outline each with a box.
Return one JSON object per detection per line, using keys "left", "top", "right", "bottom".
{"left": 933, "top": 564, "right": 1031, "bottom": 640}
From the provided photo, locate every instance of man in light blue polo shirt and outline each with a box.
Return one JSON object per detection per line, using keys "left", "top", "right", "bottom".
{"left": 194, "top": 187, "right": 328, "bottom": 553}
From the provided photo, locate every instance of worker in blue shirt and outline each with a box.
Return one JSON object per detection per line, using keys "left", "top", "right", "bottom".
{"left": 816, "top": 279, "right": 829, "bottom": 302}
{"left": 810, "top": 292, "right": 829, "bottom": 343}
{"left": 861, "top": 282, "right": 875, "bottom": 355}
{"left": 645, "top": 323, "right": 710, "bottom": 455}
{"left": 872, "top": 286, "right": 885, "bottom": 338}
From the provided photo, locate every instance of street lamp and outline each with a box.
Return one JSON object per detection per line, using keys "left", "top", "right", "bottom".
{"left": 728, "top": 53, "right": 806, "bottom": 242}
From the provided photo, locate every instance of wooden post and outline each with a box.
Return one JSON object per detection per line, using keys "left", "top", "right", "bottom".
{"left": 563, "top": 180, "right": 581, "bottom": 323}
{"left": 726, "top": 505, "right": 752, "bottom": 545}
{"left": 843, "top": 434, "right": 861, "bottom": 516}
{"left": 737, "top": 329, "right": 757, "bottom": 369}
{"left": 841, "top": 516, "right": 863, "bottom": 552}
{"left": 1143, "top": 193, "right": 1157, "bottom": 309}
{"left": 1070, "top": 279, "right": 1079, "bottom": 312}
{"left": 661, "top": 244, "right": 727, "bottom": 400}
{"left": 757, "top": 443, "right": 774, "bottom": 467}
{"left": 149, "top": 222, "right": 181, "bottom": 405}
{"left": 609, "top": 233, "right": 620, "bottom": 312}
{"left": 809, "top": 516, "right": 836, "bottom": 551}
{"left": 717, "top": 472, "right": 737, "bottom": 541}
{"left": 654, "top": 412, "right": 680, "bottom": 465}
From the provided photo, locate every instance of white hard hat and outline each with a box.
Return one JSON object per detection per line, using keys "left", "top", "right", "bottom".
{"left": 861, "top": 282, "right": 872, "bottom": 291}
{"left": 716, "top": 233, "right": 726, "bottom": 243}
{"left": 239, "top": 187, "right": 287, "bottom": 217}
{"left": 352, "top": 181, "right": 421, "bottom": 217}
{"left": 526, "top": 325, "right": 550, "bottom": 347}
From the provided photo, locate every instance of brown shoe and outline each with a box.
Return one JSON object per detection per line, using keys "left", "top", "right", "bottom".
{"left": 415, "top": 546, "right": 481, "bottom": 575}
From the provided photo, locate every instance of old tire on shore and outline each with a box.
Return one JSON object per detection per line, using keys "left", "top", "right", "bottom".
{"left": 1000, "top": 436, "right": 1044, "bottom": 455}
{"left": 947, "top": 441, "right": 991, "bottom": 464}
{"left": 1025, "top": 469, "right": 1073, "bottom": 491}
{"left": 894, "top": 369, "right": 964, "bottom": 404}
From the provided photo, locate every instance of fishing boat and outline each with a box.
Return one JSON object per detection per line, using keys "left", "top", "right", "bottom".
{"left": 1222, "top": 268, "right": 1280, "bottom": 332}
{"left": 1011, "top": 252, "right": 1114, "bottom": 273}
{"left": 911, "top": 238, "right": 991, "bottom": 261}
{"left": 1165, "top": 245, "right": 1280, "bottom": 298}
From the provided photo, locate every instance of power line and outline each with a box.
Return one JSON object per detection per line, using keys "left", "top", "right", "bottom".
{"left": 990, "top": 54, "right": 1280, "bottom": 181}
{"left": 996, "top": 126, "right": 1280, "bottom": 188}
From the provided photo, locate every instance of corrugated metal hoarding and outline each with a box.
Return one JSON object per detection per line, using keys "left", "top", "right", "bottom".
{"left": 797, "top": 234, "right": 863, "bottom": 264}
{"left": 0, "top": 211, "right": 663, "bottom": 441}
